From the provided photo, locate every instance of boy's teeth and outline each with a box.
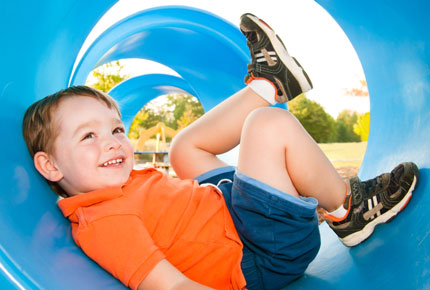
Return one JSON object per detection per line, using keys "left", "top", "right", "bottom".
{"left": 103, "top": 159, "right": 123, "bottom": 167}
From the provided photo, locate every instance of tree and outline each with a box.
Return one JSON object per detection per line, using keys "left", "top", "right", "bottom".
{"left": 128, "top": 104, "right": 169, "bottom": 139}
{"left": 353, "top": 112, "right": 370, "bottom": 141}
{"left": 128, "top": 94, "right": 204, "bottom": 141}
{"left": 288, "top": 95, "right": 336, "bottom": 143}
{"left": 176, "top": 104, "right": 199, "bottom": 130}
{"left": 335, "top": 110, "right": 361, "bottom": 142}
{"left": 128, "top": 110, "right": 149, "bottom": 140}
{"left": 85, "top": 60, "right": 129, "bottom": 92}
{"left": 165, "top": 94, "right": 204, "bottom": 130}
{"left": 83, "top": 62, "right": 205, "bottom": 140}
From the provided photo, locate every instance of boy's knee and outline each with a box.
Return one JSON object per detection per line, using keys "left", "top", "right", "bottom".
{"left": 241, "top": 107, "right": 301, "bottom": 143}
{"left": 169, "top": 131, "right": 186, "bottom": 168}
{"left": 245, "top": 107, "right": 296, "bottom": 129}
{"left": 169, "top": 129, "right": 197, "bottom": 171}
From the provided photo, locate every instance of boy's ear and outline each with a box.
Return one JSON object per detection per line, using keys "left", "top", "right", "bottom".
{"left": 33, "top": 152, "right": 63, "bottom": 182}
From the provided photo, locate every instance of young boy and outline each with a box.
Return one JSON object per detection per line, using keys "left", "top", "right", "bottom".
{"left": 22, "top": 14, "right": 418, "bottom": 290}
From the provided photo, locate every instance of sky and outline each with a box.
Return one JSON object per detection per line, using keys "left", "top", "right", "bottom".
{"left": 79, "top": 0, "right": 370, "bottom": 118}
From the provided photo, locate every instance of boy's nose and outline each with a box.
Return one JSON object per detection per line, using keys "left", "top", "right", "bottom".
{"left": 104, "top": 136, "right": 122, "bottom": 152}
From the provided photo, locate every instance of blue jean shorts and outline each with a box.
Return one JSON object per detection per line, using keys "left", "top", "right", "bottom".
{"left": 195, "top": 166, "right": 321, "bottom": 290}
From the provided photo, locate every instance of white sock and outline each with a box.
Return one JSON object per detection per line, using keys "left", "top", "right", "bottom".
{"left": 247, "top": 79, "right": 277, "bottom": 105}
{"left": 327, "top": 204, "right": 347, "bottom": 218}
{"left": 327, "top": 180, "right": 350, "bottom": 218}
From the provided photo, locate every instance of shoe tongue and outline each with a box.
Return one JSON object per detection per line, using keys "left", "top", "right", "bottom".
{"left": 388, "top": 164, "right": 404, "bottom": 193}
{"left": 391, "top": 164, "right": 404, "bottom": 181}
{"left": 245, "top": 31, "right": 258, "bottom": 44}
{"left": 345, "top": 177, "right": 361, "bottom": 208}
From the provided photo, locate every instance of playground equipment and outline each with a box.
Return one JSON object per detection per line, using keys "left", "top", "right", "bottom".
{"left": 134, "top": 122, "right": 177, "bottom": 171}
{"left": 0, "top": 1, "right": 429, "bottom": 289}
{"left": 135, "top": 122, "right": 177, "bottom": 153}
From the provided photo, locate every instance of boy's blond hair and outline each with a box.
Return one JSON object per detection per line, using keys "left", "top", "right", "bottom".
{"left": 22, "top": 85, "right": 121, "bottom": 197}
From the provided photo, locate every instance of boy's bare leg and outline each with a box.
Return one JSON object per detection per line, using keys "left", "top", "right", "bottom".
{"left": 170, "top": 12, "right": 345, "bottom": 211}
{"left": 171, "top": 13, "right": 420, "bottom": 248}
{"left": 169, "top": 12, "right": 345, "bottom": 210}
{"left": 170, "top": 89, "right": 345, "bottom": 211}
{"left": 170, "top": 87, "right": 269, "bottom": 180}
{"left": 237, "top": 107, "right": 345, "bottom": 212}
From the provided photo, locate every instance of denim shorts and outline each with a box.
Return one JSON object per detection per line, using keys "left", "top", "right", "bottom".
{"left": 195, "top": 166, "right": 321, "bottom": 290}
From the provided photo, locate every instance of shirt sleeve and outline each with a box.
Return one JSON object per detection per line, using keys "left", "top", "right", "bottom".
{"left": 76, "top": 214, "right": 165, "bottom": 290}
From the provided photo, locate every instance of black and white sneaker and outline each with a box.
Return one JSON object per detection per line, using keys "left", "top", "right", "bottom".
{"left": 240, "top": 13, "right": 313, "bottom": 103}
{"left": 325, "top": 162, "right": 419, "bottom": 247}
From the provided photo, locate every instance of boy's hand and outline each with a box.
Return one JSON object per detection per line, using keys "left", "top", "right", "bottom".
{"left": 138, "top": 259, "right": 214, "bottom": 290}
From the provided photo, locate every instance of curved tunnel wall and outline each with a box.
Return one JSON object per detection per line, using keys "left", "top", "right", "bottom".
{"left": 108, "top": 74, "right": 198, "bottom": 130}
{"left": 71, "top": 6, "right": 250, "bottom": 113}
{"left": 0, "top": 1, "right": 429, "bottom": 289}
{"left": 290, "top": 1, "right": 430, "bottom": 289}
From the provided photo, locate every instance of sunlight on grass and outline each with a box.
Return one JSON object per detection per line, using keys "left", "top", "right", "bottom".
{"left": 318, "top": 142, "right": 367, "bottom": 168}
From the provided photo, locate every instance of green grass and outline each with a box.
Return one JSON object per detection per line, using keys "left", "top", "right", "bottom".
{"left": 318, "top": 141, "right": 367, "bottom": 168}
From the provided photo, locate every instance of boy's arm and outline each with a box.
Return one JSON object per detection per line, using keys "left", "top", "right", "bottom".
{"left": 138, "top": 259, "right": 214, "bottom": 290}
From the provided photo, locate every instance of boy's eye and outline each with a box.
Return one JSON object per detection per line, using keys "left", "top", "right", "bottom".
{"left": 82, "top": 132, "right": 95, "bottom": 140}
{"left": 113, "top": 127, "right": 125, "bottom": 134}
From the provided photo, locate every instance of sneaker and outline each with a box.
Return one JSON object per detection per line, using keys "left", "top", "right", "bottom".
{"left": 240, "top": 13, "right": 313, "bottom": 103}
{"left": 324, "top": 162, "right": 419, "bottom": 247}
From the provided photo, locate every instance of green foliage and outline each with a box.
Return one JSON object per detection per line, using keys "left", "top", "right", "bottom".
{"left": 85, "top": 61, "right": 128, "bottom": 93}
{"left": 176, "top": 104, "right": 198, "bottom": 130}
{"left": 129, "top": 93, "right": 368, "bottom": 145}
{"left": 86, "top": 58, "right": 369, "bottom": 145}
{"left": 165, "top": 94, "right": 204, "bottom": 130}
{"left": 335, "top": 110, "right": 361, "bottom": 142}
{"left": 289, "top": 95, "right": 369, "bottom": 143}
{"left": 128, "top": 94, "right": 204, "bottom": 140}
{"left": 353, "top": 112, "right": 370, "bottom": 141}
{"left": 85, "top": 61, "right": 204, "bottom": 141}
{"left": 128, "top": 110, "right": 149, "bottom": 140}
{"left": 128, "top": 102, "right": 170, "bottom": 140}
{"left": 288, "top": 95, "right": 336, "bottom": 143}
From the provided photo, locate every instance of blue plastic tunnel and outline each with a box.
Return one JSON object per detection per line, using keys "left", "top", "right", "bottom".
{"left": 0, "top": 1, "right": 429, "bottom": 289}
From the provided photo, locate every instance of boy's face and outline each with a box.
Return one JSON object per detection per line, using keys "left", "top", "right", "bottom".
{"left": 50, "top": 96, "right": 134, "bottom": 196}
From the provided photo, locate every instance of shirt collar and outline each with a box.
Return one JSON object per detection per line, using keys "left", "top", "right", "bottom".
{"left": 57, "top": 186, "right": 123, "bottom": 218}
{"left": 57, "top": 169, "right": 158, "bottom": 218}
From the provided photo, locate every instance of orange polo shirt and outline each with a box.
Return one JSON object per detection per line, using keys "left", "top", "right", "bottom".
{"left": 58, "top": 168, "right": 246, "bottom": 290}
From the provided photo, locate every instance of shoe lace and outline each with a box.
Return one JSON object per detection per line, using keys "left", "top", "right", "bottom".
{"left": 362, "top": 175, "right": 384, "bottom": 198}
{"left": 242, "top": 31, "right": 258, "bottom": 44}
{"left": 362, "top": 164, "right": 403, "bottom": 198}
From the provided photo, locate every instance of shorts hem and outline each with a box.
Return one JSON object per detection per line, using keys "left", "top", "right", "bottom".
{"left": 234, "top": 170, "right": 318, "bottom": 217}
{"left": 194, "top": 166, "right": 236, "bottom": 183}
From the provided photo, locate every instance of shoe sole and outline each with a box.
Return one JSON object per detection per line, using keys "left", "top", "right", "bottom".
{"left": 242, "top": 14, "right": 313, "bottom": 94}
{"left": 341, "top": 175, "right": 418, "bottom": 247}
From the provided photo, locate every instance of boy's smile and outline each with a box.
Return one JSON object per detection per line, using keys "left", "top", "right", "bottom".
{"left": 50, "top": 96, "right": 134, "bottom": 196}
